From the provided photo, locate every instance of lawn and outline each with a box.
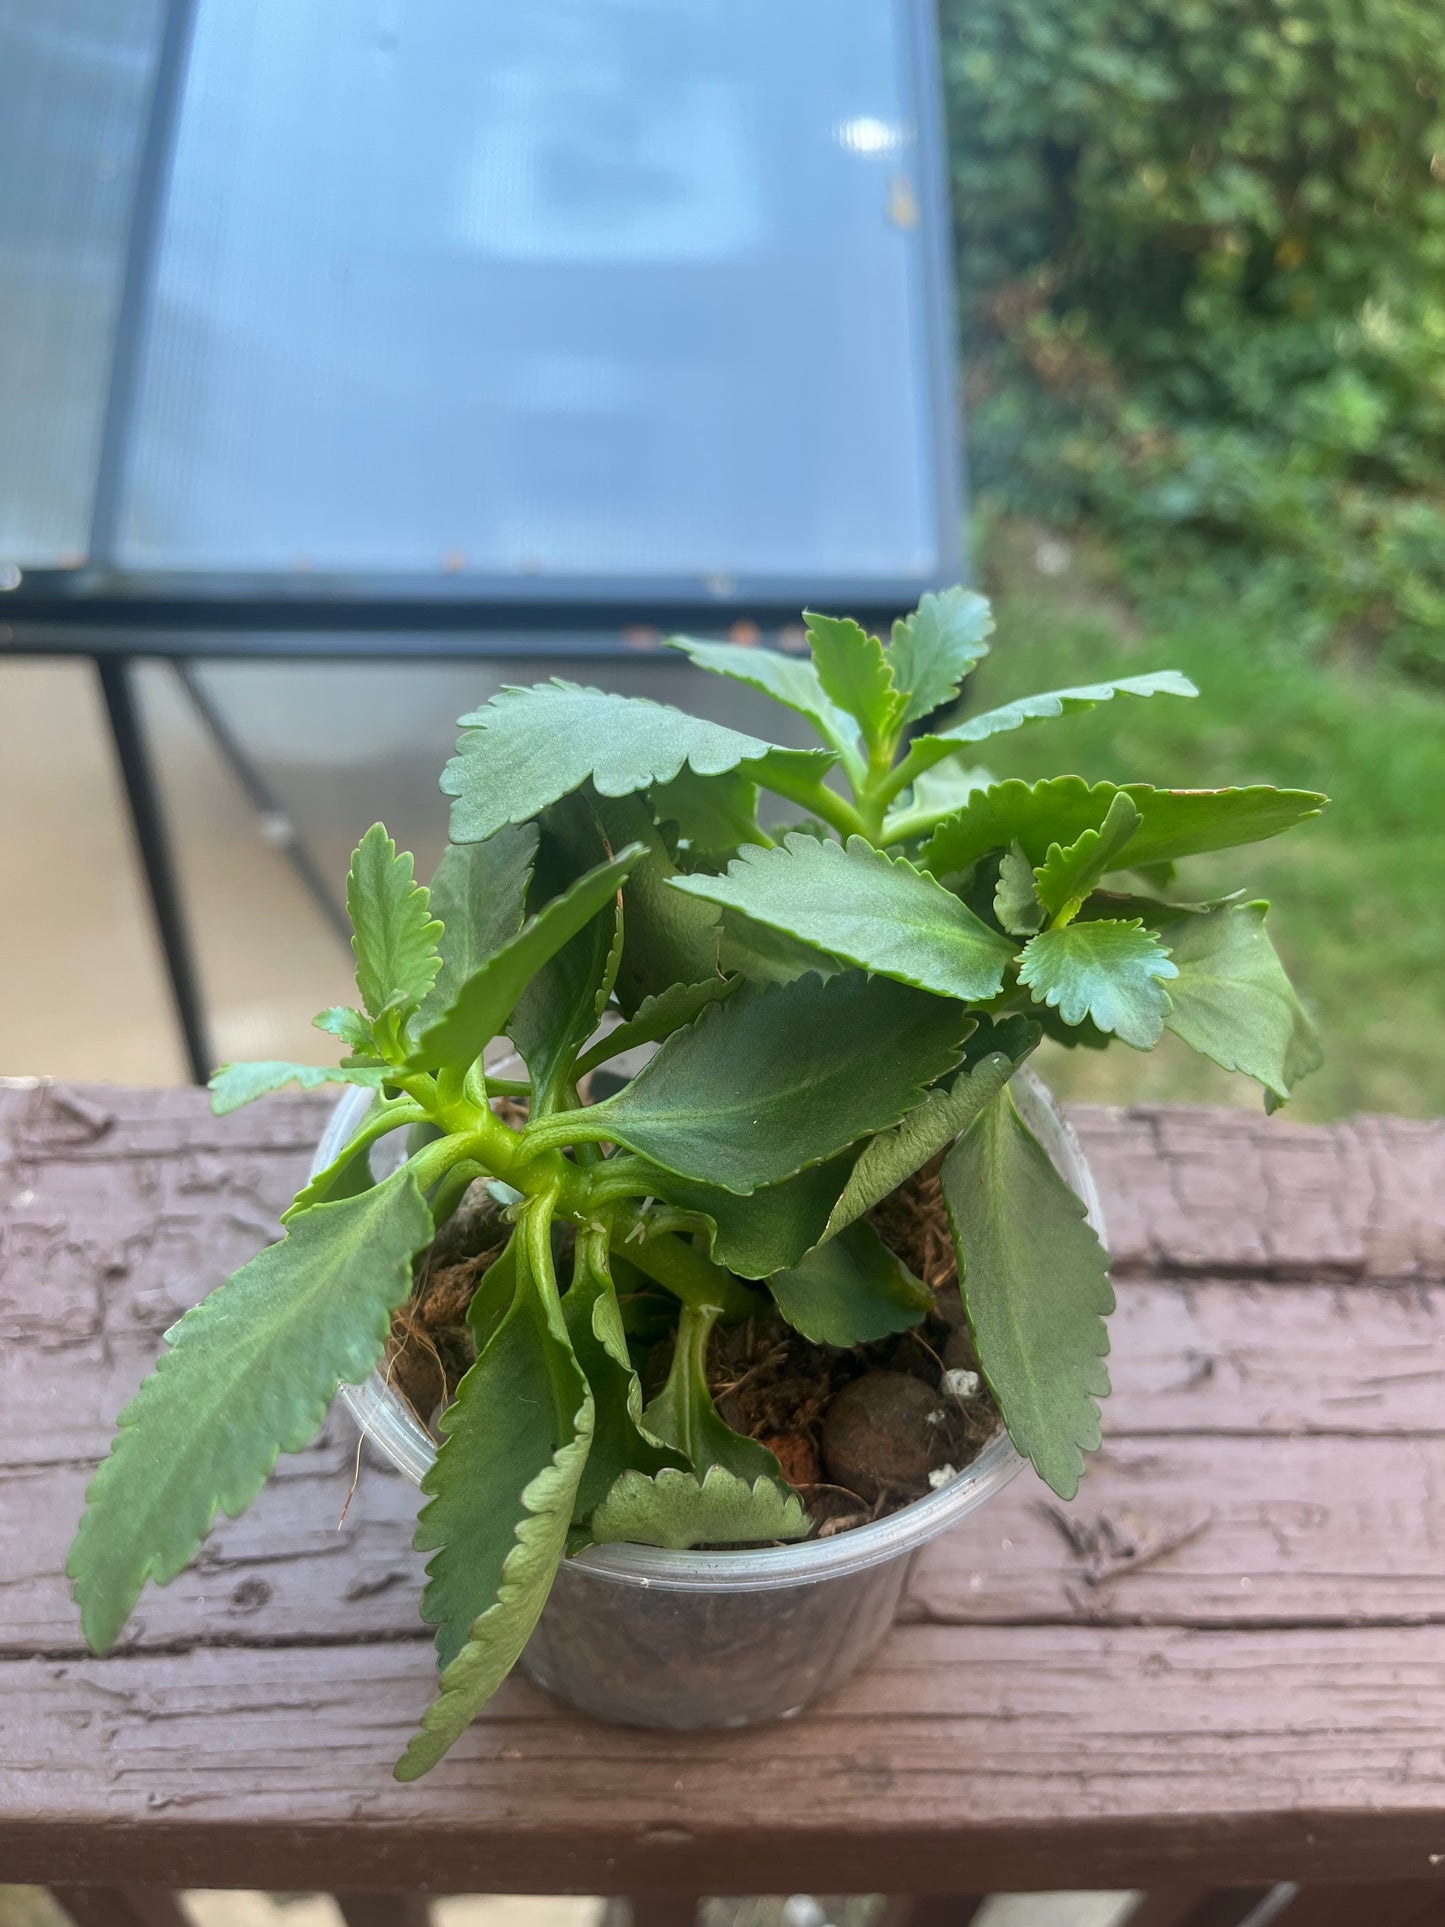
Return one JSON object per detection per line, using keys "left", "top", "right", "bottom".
{"left": 963, "top": 534, "right": 1445, "bottom": 1121}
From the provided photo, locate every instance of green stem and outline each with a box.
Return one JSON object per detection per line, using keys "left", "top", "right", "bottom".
{"left": 521, "top": 1107, "right": 614, "bottom": 1158}
{"left": 523, "top": 1189, "right": 560, "bottom": 1310}
{"left": 408, "top": 1130, "right": 496, "bottom": 1194}
{"left": 611, "top": 1218, "right": 760, "bottom": 1323}
{"left": 435, "top": 1063, "right": 469, "bottom": 1113}
{"left": 389, "top": 1070, "right": 438, "bottom": 1111}
{"left": 877, "top": 805, "right": 958, "bottom": 848}
{"left": 874, "top": 738, "right": 953, "bottom": 810}
{"left": 855, "top": 792, "right": 888, "bottom": 844}
{"left": 328, "top": 1096, "right": 429, "bottom": 1170}
{"left": 560, "top": 1081, "right": 604, "bottom": 1170}
{"left": 520, "top": 1188, "right": 575, "bottom": 1433}
{"left": 429, "top": 1157, "right": 486, "bottom": 1229}
{"left": 585, "top": 1153, "right": 663, "bottom": 1204}
{"left": 761, "top": 768, "right": 869, "bottom": 842}
{"left": 656, "top": 1302, "right": 721, "bottom": 1463}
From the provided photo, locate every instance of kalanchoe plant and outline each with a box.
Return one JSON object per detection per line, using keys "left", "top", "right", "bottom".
{"left": 68, "top": 588, "right": 1324, "bottom": 1777}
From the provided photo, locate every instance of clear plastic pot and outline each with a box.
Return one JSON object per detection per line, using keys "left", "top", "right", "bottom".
{"left": 317, "top": 1065, "right": 1106, "bottom": 1729}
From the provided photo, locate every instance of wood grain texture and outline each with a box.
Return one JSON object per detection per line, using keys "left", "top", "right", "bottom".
{"left": 7, "top": 1626, "right": 1445, "bottom": 1890}
{"left": 4, "top": 1082, "right": 1445, "bottom": 1893}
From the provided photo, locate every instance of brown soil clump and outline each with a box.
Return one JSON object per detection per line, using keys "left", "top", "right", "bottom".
{"left": 866, "top": 1149, "right": 957, "bottom": 1290}
{"left": 704, "top": 1296, "right": 995, "bottom": 1534}
{"left": 384, "top": 1178, "right": 511, "bottom": 1428}
{"left": 821, "top": 1369, "right": 947, "bottom": 1501}
{"left": 386, "top": 1160, "right": 999, "bottom": 1527}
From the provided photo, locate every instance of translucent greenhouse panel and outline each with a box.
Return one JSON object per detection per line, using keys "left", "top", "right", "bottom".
{"left": 0, "top": 0, "right": 164, "bottom": 566}
{"left": 114, "top": 0, "right": 944, "bottom": 584}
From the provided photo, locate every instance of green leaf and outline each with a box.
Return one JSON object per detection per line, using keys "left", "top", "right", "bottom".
{"left": 674, "top": 835, "right": 1016, "bottom": 1002}
{"left": 413, "top": 1277, "right": 580, "bottom": 1671}
{"left": 889, "top": 587, "right": 994, "bottom": 725}
{"left": 1018, "top": 919, "right": 1178, "bottom": 1049}
{"left": 649, "top": 1152, "right": 858, "bottom": 1279}
{"left": 442, "top": 681, "right": 834, "bottom": 844}
{"left": 806, "top": 611, "right": 902, "bottom": 750}
{"left": 994, "top": 844, "right": 1045, "bottom": 937}
{"left": 820, "top": 1037, "right": 1029, "bottom": 1242}
{"left": 563, "top": 1231, "right": 685, "bottom": 1520}
{"left": 68, "top": 1167, "right": 434, "bottom": 1653}
{"left": 208, "top": 1060, "right": 389, "bottom": 1116}
{"left": 642, "top": 1303, "right": 789, "bottom": 1489}
{"left": 575, "top": 976, "right": 739, "bottom": 1079}
{"left": 281, "top": 1094, "right": 419, "bottom": 1220}
{"left": 770, "top": 1219, "right": 931, "bottom": 1346}
{"left": 406, "top": 844, "right": 644, "bottom": 1073}
{"left": 417, "top": 826, "right": 539, "bottom": 1030}
{"left": 922, "top": 777, "right": 1327, "bottom": 878}
{"left": 396, "top": 1207, "right": 592, "bottom": 1781}
{"left": 941, "top": 1087, "right": 1113, "bottom": 1500}
{"left": 465, "top": 1232, "right": 518, "bottom": 1348}
{"left": 1159, "top": 901, "right": 1322, "bottom": 1107}
{"left": 903, "top": 670, "right": 1198, "bottom": 779}
{"left": 591, "top": 795, "right": 727, "bottom": 1017}
{"left": 665, "top": 634, "right": 856, "bottom": 752}
{"left": 591, "top": 1464, "right": 809, "bottom": 1551}
{"left": 650, "top": 765, "right": 764, "bottom": 853}
{"left": 563, "top": 971, "right": 973, "bottom": 1194}
{"left": 347, "top": 824, "right": 443, "bottom": 1024}
{"left": 881, "top": 761, "right": 996, "bottom": 848}
{"left": 718, "top": 908, "right": 844, "bottom": 986}
{"left": 286, "top": 1138, "right": 374, "bottom": 1218}
{"left": 509, "top": 826, "right": 625, "bottom": 1107}
{"left": 313, "top": 1006, "right": 375, "bottom": 1052}
{"left": 1033, "top": 792, "right": 1142, "bottom": 924}
{"left": 1076, "top": 887, "right": 1246, "bottom": 926}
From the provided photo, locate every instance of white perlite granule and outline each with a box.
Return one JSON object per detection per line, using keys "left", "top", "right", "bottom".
{"left": 943, "top": 1366, "right": 981, "bottom": 1400}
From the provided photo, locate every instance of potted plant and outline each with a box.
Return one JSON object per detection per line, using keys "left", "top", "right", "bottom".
{"left": 67, "top": 589, "right": 1324, "bottom": 1778}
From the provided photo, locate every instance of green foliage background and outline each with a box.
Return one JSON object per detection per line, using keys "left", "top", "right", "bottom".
{"left": 941, "top": 0, "right": 1445, "bottom": 677}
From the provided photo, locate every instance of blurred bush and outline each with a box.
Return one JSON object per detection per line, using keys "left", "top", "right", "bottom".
{"left": 941, "top": 0, "right": 1445, "bottom": 677}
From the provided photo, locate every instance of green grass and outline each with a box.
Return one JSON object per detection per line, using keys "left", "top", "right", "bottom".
{"left": 964, "top": 545, "right": 1445, "bottom": 1120}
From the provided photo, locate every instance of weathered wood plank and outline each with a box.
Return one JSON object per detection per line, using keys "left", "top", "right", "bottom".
{"left": 13, "top": 1271, "right": 1442, "bottom": 1479}
{"left": 6, "top": 1626, "right": 1445, "bottom": 1892}
{"left": 5, "top": 1079, "right": 1444, "bottom": 1654}
{"left": 5, "top": 1086, "right": 1443, "bottom": 1286}
{"left": 1101, "top": 1278, "right": 1445, "bottom": 1437}
{"left": 1073, "top": 1105, "right": 1445, "bottom": 1280}
{"left": 10, "top": 1427, "right": 1445, "bottom": 1653}
{"left": 6, "top": 1082, "right": 1445, "bottom": 1895}
{"left": 902, "top": 1433, "right": 1445, "bottom": 1628}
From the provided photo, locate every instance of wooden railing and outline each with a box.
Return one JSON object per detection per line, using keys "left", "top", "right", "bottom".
{"left": 4, "top": 1084, "right": 1443, "bottom": 1927}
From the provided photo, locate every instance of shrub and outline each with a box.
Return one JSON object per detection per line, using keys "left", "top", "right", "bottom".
{"left": 941, "top": 0, "right": 1445, "bottom": 675}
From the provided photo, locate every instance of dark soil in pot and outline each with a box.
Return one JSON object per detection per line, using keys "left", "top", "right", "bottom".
{"left": 383, "top": 1152, "right": 1001, "bottom": 1538}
